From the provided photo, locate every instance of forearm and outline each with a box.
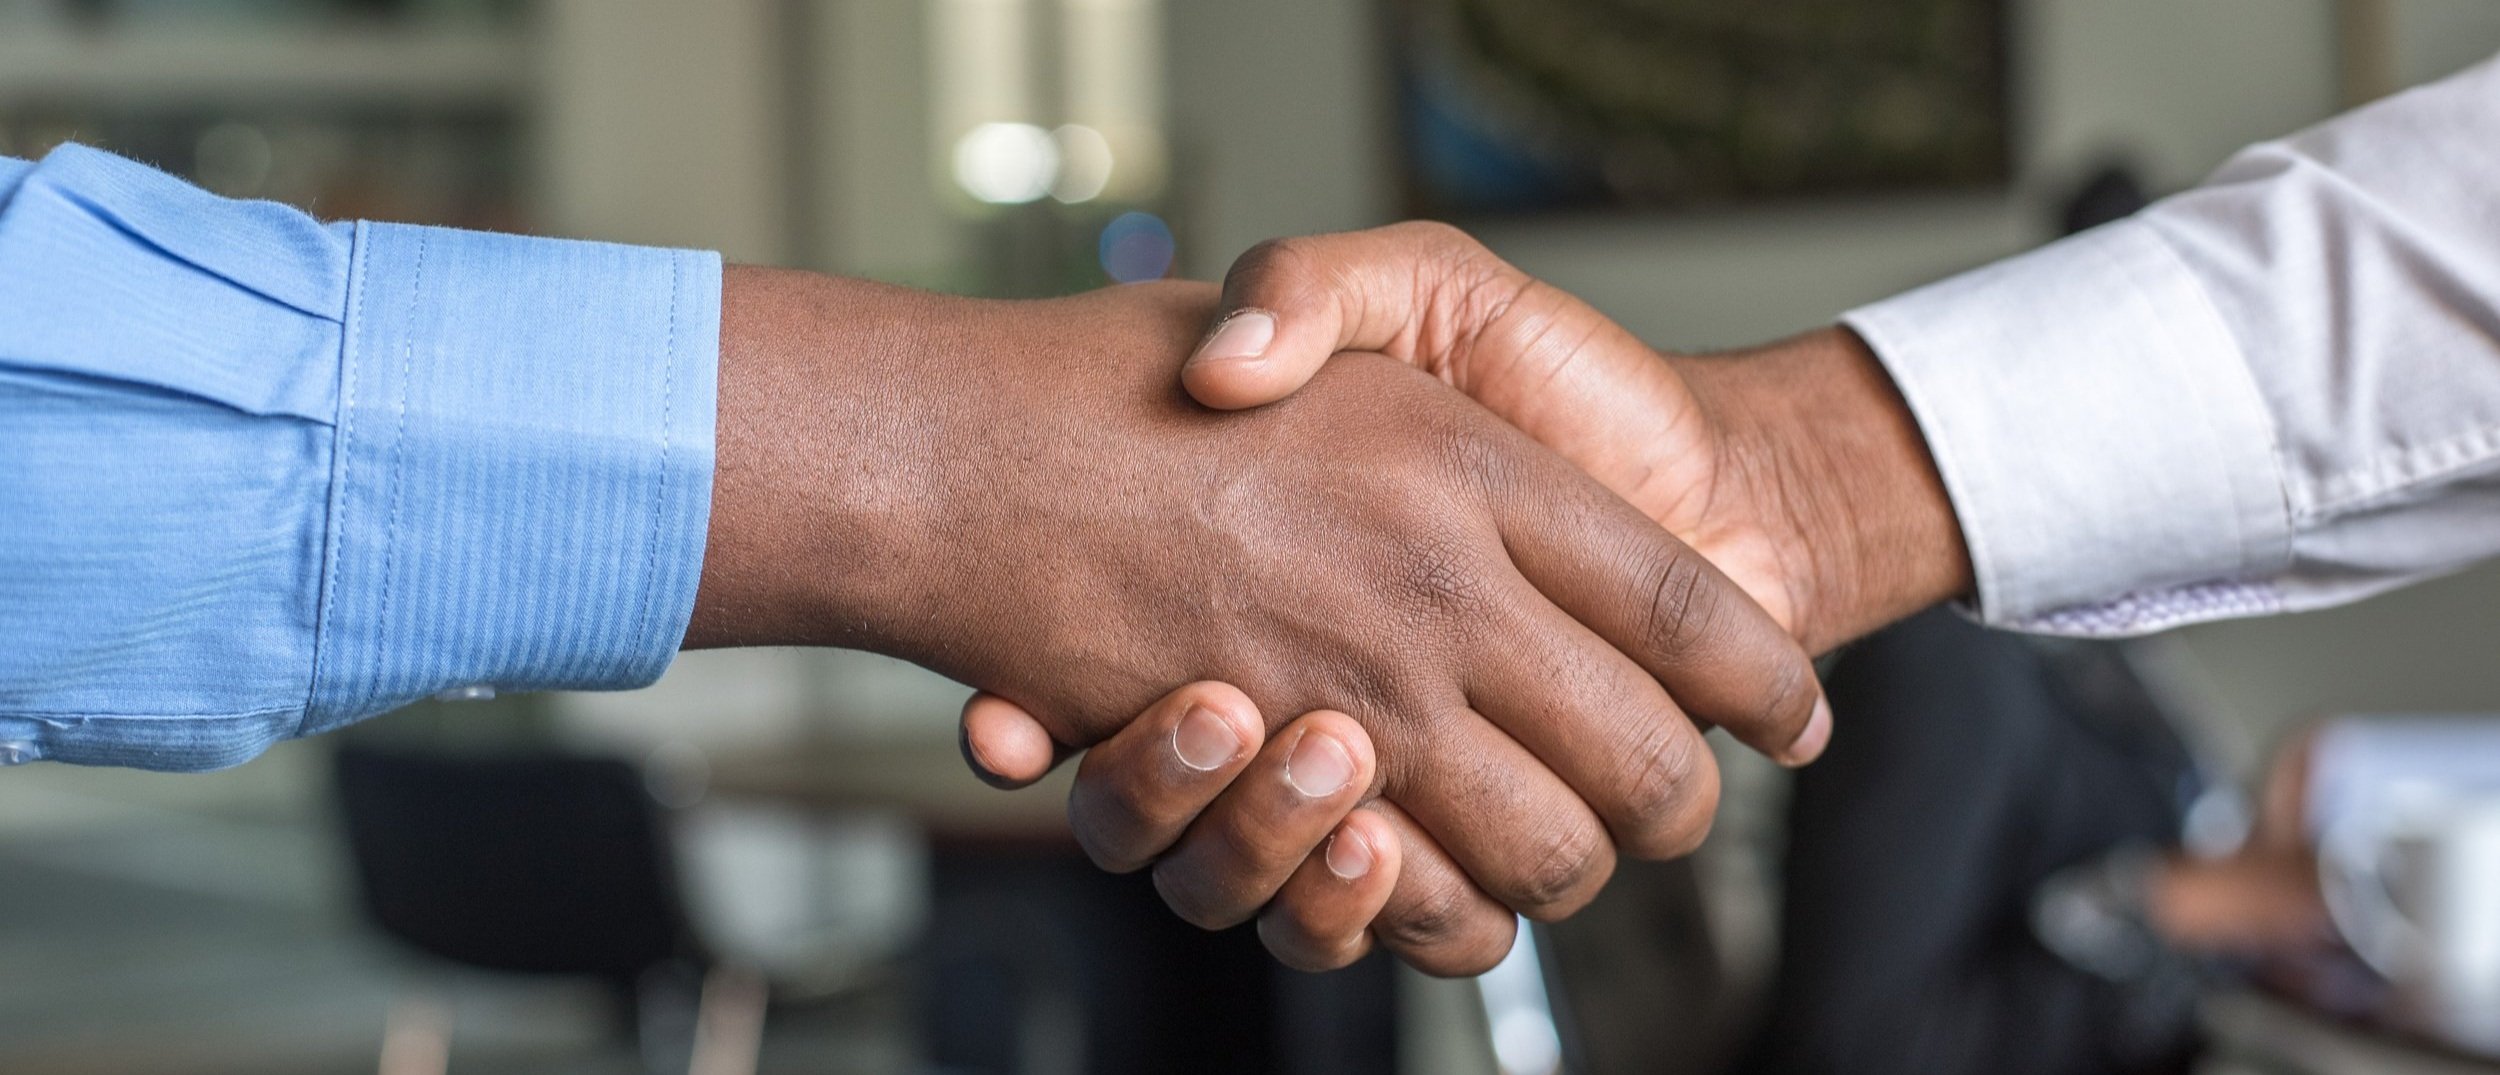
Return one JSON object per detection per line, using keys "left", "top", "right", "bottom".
{"left": 1675, "top": 327, "right": 1972, "bottom": 654}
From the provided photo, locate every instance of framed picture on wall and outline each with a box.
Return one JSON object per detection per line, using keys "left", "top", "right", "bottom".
{"left": 1386, "top": 0, "right": 2013, "bottom": 217}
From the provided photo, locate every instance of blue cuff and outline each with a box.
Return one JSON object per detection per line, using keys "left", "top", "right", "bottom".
{"left": 303, "top": 222, "right": 719, "bottom": 735}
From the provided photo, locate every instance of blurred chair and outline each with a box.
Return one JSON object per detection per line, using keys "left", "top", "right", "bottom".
{"left": 333, "top": 742, "right": 765, "bottom": 1075}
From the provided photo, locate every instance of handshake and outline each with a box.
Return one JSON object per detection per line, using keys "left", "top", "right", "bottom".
{"left": 687, "top": 222, "right": 1973, "bottom": 976}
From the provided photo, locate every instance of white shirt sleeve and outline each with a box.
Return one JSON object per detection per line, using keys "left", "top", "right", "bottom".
{"left": 1843, "top": 53, "right": 2500, "bottom": 636}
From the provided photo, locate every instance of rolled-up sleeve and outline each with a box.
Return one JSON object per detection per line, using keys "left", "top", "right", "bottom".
{"left": 0, "top": 144, "right": 718, "bottom": 771}
{"left": 1845, "top": 53, "right": 2500, "bottom": 636}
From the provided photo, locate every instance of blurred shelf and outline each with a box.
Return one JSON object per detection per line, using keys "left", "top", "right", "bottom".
{"left": 0, "top": 22, "right": 528, "bottom": 109}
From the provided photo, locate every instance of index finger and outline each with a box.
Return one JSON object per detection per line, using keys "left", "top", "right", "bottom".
{"left": 1488, "top": 433, "right": 1831, "bottom": 770}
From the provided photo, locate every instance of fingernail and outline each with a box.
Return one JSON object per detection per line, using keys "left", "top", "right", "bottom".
{"left": 1325, "top": 829, "right": 1374, "bottom": 881}
{"left": 1784, "top": 699, "right": 1833, "bottom": 768}
{"left": 1285, "top": 730, "right": 1355, "bottom": 798}
{"left": 1173, "top": 705, "right": 1240, "bottom": 771}
{"left": 1191, "top": 310, "right": 1275, "bottom": 367}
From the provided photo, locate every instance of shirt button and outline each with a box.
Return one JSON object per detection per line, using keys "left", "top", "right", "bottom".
{"left": 0, "top": 740, "right": 36, "bottom": 765}
{"left": 433, "top": 685, "right": 498, "bottom": 703}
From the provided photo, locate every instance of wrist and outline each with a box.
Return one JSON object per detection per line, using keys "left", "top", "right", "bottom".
{"left": 685, "top": 265, "right": 970, "bottom": 650}
{"left": 1676, "top": 326, "right": 1972, "bottom": 652}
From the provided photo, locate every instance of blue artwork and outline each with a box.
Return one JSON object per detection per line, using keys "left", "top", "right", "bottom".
{"left": 1390, "top": 0, "right": 2010, "bottom": 216}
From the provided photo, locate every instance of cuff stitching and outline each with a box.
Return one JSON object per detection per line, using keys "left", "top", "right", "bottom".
{"left": 303, "top": 224, "right": 373, "bottom": 737}
{"left": 630, "top": 253, "right": 681, "bottom": 666}
{"left": 2309, "top": 423, "right": 2500, "bottom": 517}
{"left": 5, "top": 704, "right": 302, "bottom": 722}
{"left": 367, "top": 230, "right": 427, "bottom": 704}
{"left": 2138, "top": 226, "right": 2295, "bottom": 581}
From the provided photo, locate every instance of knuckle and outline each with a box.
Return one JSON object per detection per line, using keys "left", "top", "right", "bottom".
{"left": 1067, "top": 781, "right": 1157, "bottom": 874}
{"left": 1447, "top": 945, "right": 1510, "bottom": 978}
{"left": 1511, "top": 820, "right": 1611, "bottom": 920}
{"left": 1097, "top": 764, "right": 1160, "bottom": 823}
{"left": 1391, "top": 218, "right": 1480, "bottom": 255}
{"left": 1754, "top": 653, "right": 1818, "bottom": 738}
{"left": 1331, "top": 664, "right": 1409, "bottom": 729}
{"left": 1657, "top": 803, "right": 1718, "bottom": 859}
{"left": 1258, "top": 912, "right": 1358, "bottom": 973}
{"left": 1271, "top": 885, "right": 1331, "bottom": 940}
{"left": 1426, "top": 415, "right": 1515, "bottom": 494}
{"left": 1212, "top": 810, "right": 1303, "bottom": 880}
{"left": 1151, "top": 860, "right": 1245, "bottom": 931}
{"left": 1398, "top": 220, "right": 1524, "bottom": 335}
{"left": 1613, "top": 723, "right": 1704, "bottom": 854}
{"left": 1389, "top": 531, "right": 1495, "bottom": 622}
{"left": 1376, "top": 873, "right": 1476, "bottom": 953}
{"left": 1641, "top": 549, "right": 1726, "bottom": 663}
{"left": 1073, "top": 820, "right": 1152, "bottom": 875}
{"left": 1625, "top": 747, "right": 1721, "bottom": 860}
{"left": 1228, "top": 236, "right": 1319, "bottom": 296}
{"left": 1077, "top": 831, "right": 1150, "bottom": 875}
{"left": 1414, "top": 931, "right": 1512, "bottom": 978}
{"left": 1282, "top": 946, "right": 1362, "bottom": 974}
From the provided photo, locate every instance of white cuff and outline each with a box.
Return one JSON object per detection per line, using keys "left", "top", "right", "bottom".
{"left": 1842, "top": 220, "right": 2291, "bottom": 632}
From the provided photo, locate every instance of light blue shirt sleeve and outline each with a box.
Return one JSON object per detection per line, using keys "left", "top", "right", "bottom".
{"left": 0, "top": 144, "right": 719, "bottom": 771}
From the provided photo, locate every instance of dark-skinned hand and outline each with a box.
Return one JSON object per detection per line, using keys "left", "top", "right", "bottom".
{"left": 690, "top": 267, "right": 1830, "bottom": 974}
{"left": 962, "top": 222, "right": 1971, "bottom": 970}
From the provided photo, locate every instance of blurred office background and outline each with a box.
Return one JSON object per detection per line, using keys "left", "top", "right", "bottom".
{"left": 7, "top": 1, "right": 2500, "bottom": 1073}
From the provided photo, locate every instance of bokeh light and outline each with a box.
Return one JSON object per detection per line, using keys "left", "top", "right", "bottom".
{"left": 1049, "top": 123, "right": 1114, "bottom": 203}
{"left": 1098, "top": 210, "right": 1174, "bottom": 283}
{"left": 951, "top": 121, "right": 1059, "bottom": 205}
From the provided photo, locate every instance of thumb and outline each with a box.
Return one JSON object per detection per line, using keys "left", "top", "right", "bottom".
{"left": 959, "top": 691, "right": 1071, "bottom": 789}
{"left": 1182, "top": 221, "right": 1505, "bottom": 410}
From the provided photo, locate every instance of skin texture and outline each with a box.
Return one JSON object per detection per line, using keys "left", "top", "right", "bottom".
{"left": 964, "top": 221, "right": 1978, "bottom": 970}
{"left": 686, "top": 265, "right": 1828, "bottom": 975}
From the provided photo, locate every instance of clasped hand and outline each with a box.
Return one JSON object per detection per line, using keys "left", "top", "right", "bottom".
{"left": 693, "top": 223, "right": 1962, "bottom": 976}
{"left": 943, "top": 223, "right": 1855, "bottom": 975}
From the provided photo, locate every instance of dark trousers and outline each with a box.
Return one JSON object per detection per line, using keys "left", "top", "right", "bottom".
{"left": 1741, "top": 609, "right": 2202, "bottom": 1075}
